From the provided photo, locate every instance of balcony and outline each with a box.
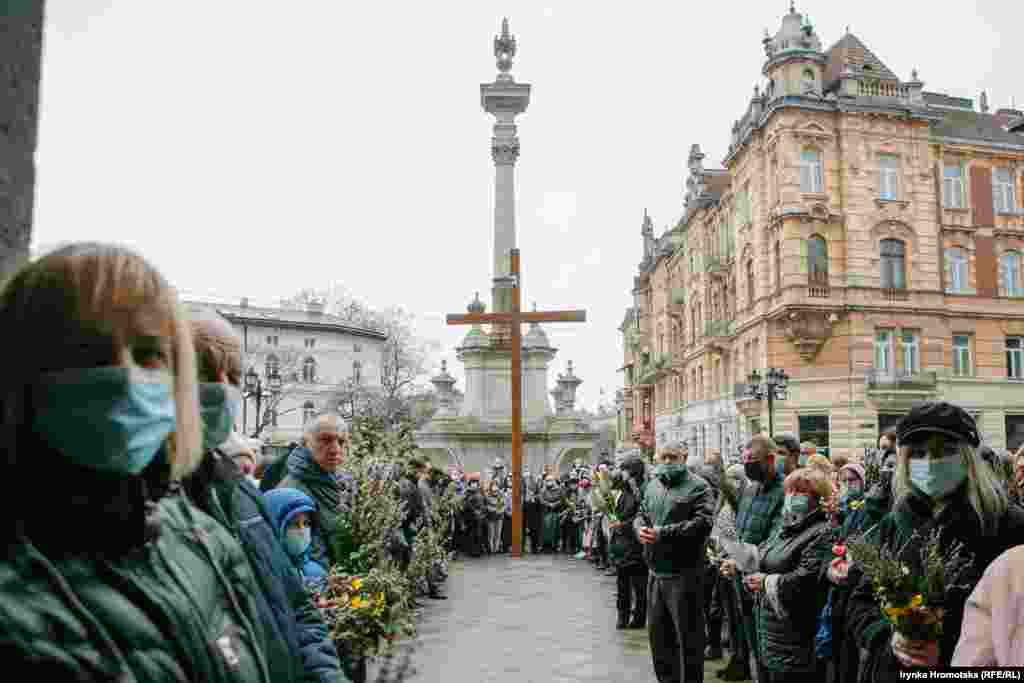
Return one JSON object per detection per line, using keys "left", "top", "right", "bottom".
{"left": 857, "top": 81, "right": 910, "bottom": 99}
{"left": 808, "top": 273, "right": 830, "bottom": 298}
{"left": 880, "top": 287, "right": 909, "bottom": 303}
{"left": 865, "top": 369, "right": 937, "bottom": 407}
{"left": 704, "top": 320, "right": 735, "bottom": 338}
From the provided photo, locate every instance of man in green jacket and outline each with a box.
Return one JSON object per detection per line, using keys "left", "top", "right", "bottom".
{"left": 635, "top": 442, "right": 715, "bottom": 683}
{"left": 718, "top": 434, "right": 787, "bottom": 681}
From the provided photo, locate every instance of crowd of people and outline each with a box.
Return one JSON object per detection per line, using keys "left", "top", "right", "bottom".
{"left": 567, "top": 405, "right": 1024, "bottom": 682}
{"left": 0, "top": 242, "right": 459, "bottom": 682}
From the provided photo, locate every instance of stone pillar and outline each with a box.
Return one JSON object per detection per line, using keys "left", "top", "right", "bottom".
{"left": 481, "top": 18, "right": 530, "bottom": 347}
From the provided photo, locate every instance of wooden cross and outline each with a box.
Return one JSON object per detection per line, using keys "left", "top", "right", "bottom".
{"left": 446, "top": 248, "right": 586, "bottom": 557}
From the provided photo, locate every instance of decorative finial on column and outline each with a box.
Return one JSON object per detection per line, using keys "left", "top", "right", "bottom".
{"left": 980, "top": 90, "right": 990, "bottom": 113}
{"left": 789, "top": 0, "right": 796, "bottom": 14}
{"left": 532, "top": 301, "right": 537, "bottom": 312}
{"left": 441, "top": 359, "right": 447, "bottom": 372}
{"left": 494, "top": 17, "right": 517, "bottom": 78}
{"left": 911, "top": 68, "right": 919, "bottom": 81}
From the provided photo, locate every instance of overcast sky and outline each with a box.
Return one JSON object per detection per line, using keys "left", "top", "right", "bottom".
{"left": 34, "top": 1, "right": 1021, "bottom": 413}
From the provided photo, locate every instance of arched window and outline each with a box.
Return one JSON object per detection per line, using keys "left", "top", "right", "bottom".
{"left": 352, "top": 360, "right": 362, "bottom": 384}
{"left": 265, "top": 353, "right": 279, "bottom": 378}
{"left": 808, "top": 234, "right": 828, "bottom": 296}
{"left": 880, "top": 239, "right": 906, "bottom": 290}
{"left": 946, "top": 247, "right": 968, "bottom": 293}
{"left": 802, "top": 69, "right": 816, "bottom": 93}
{"left": 302, "top": 357, "right": 317, "bottom": 383}
{"left": 746, "top": 259, "right": 755, "bottom": 307}
{"left": 302, "top": 401, "right": 316, "bottom": 424}
{"left": 1001, "top": 251, "right": 1022, "bottom": 297}
{"left": 800, "top": 148, "right": 824, "bottom": 194}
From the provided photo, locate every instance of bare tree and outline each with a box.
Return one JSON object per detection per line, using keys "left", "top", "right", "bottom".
{"left": 241, "top": 347, "right": 308, "bottom": 438}
{"left": 0, "top": 2, "right": 46, "bottom": 284}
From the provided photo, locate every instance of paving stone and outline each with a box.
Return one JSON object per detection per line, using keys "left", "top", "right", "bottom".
{"left": 370, "top": 553, "right": 734, "bottom": 682}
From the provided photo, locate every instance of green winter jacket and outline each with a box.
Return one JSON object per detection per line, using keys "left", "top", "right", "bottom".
{"left": 634, "top": 464, "right": 715, "bottom": 577}
{"left": 0, "top": 491, "right": 272, "bottom": 682}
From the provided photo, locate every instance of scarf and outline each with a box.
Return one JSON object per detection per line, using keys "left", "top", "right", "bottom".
{"left": 285, "top": 447, "right": 349, "bottom": 514}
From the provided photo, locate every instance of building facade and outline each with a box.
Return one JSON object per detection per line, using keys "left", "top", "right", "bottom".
{"left": 186, "top": 297, "right": 387, "bottom": 444}
{"left": 621, "top": 6, "right": 1024, "bottom": 461}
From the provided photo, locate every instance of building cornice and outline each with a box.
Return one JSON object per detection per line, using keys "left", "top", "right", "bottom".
{"left": 218, "top": 311, "right": 387, "bottom": 340}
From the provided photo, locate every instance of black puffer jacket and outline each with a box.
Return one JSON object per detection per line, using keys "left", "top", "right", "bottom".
{"left": 754, "top": 508, "right": 832, "bottom": 673}
{"left": 846, "top": 486, "right": 1024, "bottom": 680}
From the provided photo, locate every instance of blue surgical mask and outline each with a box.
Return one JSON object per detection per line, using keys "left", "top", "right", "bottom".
{"left": 284, "top": 527, "right": 311, "bottom": 558}
{"left": 199, "top": 382, "right": 242, "bottom": 450}
{"left": 783, "top": 493, "right": 813, "bottom": 523}
{"left": 909, "top": 453, "right": 966, "bottom": 499}
{"left": 32, "top": 366, "right": 176, "bottom": 476}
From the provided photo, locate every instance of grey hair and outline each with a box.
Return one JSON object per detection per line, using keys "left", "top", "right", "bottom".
{"left": 892, "top": 442, "right": 1008, "bottom": 536}
{"left": 303, "top": 413, "right": 350, "bottom": 442}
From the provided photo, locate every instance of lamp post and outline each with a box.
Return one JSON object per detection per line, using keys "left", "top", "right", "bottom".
{"left": 747, "top": 367, "right": 789, "bottom": 438}
{"left": 244, "top": 366, "right": 282, "bottom": 438}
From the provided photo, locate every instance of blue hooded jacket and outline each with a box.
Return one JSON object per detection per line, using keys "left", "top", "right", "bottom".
{"left": 264, "top": 488, "right": 329, "bottom": 590}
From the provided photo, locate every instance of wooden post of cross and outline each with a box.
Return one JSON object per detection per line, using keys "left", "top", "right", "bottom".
{"left": 446, "top": 248, "right": 586, "bottom": 557}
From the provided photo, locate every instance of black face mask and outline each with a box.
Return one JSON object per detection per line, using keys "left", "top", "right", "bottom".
{"left": 744, "top": 461, "right": 768, "bottom": 482}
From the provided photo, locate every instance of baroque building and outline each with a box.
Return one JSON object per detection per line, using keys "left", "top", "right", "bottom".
{"left": 621, "top": 6, "right": 1024, "bottom": 461}
{"left": 186, "top": 297, "right": 387, "bottom": 444}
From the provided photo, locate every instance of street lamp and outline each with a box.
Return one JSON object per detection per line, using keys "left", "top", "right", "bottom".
{"left": 244, "top": 366, "right": 281, "bottom": 438}
{"left": 747, "top": 367, "right": 789, "bottom": 438}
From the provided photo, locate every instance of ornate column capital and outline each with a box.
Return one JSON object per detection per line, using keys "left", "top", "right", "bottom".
{"left": 492, "top": 138, "right": 520, "bottom": 165}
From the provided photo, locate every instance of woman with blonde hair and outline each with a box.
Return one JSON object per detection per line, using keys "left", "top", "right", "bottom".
{"left": 846, "top": 402, "right": 1024, "bottom": 677}
{"left": 0, "top": 243, "right": 270, "bottom": 681}
{"left": 743, "top": 466, "right": 833, "bottom": 682}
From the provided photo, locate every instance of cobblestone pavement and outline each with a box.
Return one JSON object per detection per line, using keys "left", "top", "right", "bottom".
{"left": 371, "top": 553, "right": 733, "bottom": 683}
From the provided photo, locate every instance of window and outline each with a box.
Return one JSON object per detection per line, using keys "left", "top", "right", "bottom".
{"left": 1006, "top": 415, "right": 1024, "bottom": 452}
{"left": 801, "top": 69, "right": 816, "bottom": 93}
{"left": 946, "top": 247, "right": 968, "bottom": 293}
{"left": 353, "top": 343, "right": 362, "bottom": 353}
{"left": 774, "top": 241, "right": 782, "bottom": 293}
{"left": 746, "top": 259, "right": 755, "bottom": 307}
{"left": 952, "top": 334, "right": 973, "bottom": 377}
{"left": 880, "top": 239, "right": 906, "bottom": 290}
{"left": 798, "top": 415, "right": 830, "bottom": 456}
{"left": 1001, "top": 251, "right": 1022, "bottom": 297}
{"left": 994, "top": 168, "right": 1017, "bottom": 213}
{"left": 800, "top": 149, "right": 824, "bottom": 194}
{"left": 265, "top": 335, "right": 279, "bottom": 346}
{"left": 265, "top": 354, "right": 279, "bottom": 378}
{"left": 808, "top": 234, "right": 828, "bottom": 294}
{"left": 874, "top": 330, "right": 892, "bottom": 372}
{"left": 879, "top": 154, "right": 899, "bottom": 200}
{"left": 302, "top": 401, "right": 316, "bottom": 424}
{"left": 304, "top": 338, "right": 316, "bottom": 349}
{"left": 353, "top": 360, "right": 362, "bottom": 384}
{"left": 943, "top": 164, "right": 964, "bottom": 208}
{"left": 900, "top": 330, "right": 919, "bottom": 374}
{"left": 1008, "top": 337, "right": 1024, "bottom": 379}
{"left": 302, "top": 357, "right": 317, "bottom": 383}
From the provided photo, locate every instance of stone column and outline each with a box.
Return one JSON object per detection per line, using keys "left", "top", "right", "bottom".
{"left": 481, "top": 18, "right": 530, "bottom": 347}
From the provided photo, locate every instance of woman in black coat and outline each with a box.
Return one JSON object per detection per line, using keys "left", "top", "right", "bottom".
{"left": 609, "top": 456, "right": 648, "bottom": 629}
{"left": 845, "top": 402, "right": 1024, "bottom": 678}
{"left": 742, "top": 467, "right": 833, "bottom": 683}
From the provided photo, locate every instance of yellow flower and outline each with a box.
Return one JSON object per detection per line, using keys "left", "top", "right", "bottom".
{"left": 849, "top": 500, "right": 864, "bottom": 510}
{"left": 884, "top": 605, "right": 909, "bottom": 619}
{"left": 375, "top": 592, "right": 386, "bottom": 605}
{"left": 910, "top": 594, "right": 923, "bottom": 608}
{"left": 351, "top": 578, "right": 364, "bottom": 591}
{"left": 350, "top": 595, "right": 368, "bottom": 610}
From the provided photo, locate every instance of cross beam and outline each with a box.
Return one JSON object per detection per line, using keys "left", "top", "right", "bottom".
{"left": 445, "top": 248, "right": 587, "bottom": 558}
